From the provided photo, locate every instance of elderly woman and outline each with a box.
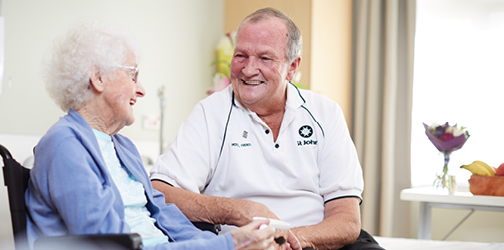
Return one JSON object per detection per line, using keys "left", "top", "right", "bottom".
{"left": 25, "top": 21, "right": 277, "bottom": 250}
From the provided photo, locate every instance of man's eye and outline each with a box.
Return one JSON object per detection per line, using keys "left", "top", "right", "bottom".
{"left": 261, "top": 57, "right": 270, "bottom": 61}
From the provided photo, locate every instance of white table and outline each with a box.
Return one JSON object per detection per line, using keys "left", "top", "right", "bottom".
{"left": 400, "top": 187, "right": 504, "bottom": 240}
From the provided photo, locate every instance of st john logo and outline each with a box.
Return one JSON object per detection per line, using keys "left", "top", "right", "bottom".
{"left": 298, "top": 125, "right": 313, "bottom": 138}
{"left": 297, "top": 125, "right": 317, "bottom": 146}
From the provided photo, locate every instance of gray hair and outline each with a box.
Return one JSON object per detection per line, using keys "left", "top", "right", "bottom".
{"left": 44, "top": 20, "right": 141, "bottom": 112}
{"left": 236, "top": 7, "right": 302, "bottom": 63}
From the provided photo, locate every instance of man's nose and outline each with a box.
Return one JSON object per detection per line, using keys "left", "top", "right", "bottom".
{"left": 242, "top": 57, "right": 259, "bottom": 77}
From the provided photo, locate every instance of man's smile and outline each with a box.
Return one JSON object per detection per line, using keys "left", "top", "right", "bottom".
{"left": 241, "top": 79, "right": 263, "bottom": 85}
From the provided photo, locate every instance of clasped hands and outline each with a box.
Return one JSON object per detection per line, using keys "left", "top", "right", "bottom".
{"left": 228, "top": 200, "right": 302, "bottom": 250}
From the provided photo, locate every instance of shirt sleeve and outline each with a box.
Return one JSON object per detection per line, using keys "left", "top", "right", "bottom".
{"left": 150, "top": 101, "right": 217, "bottom": 193}
{"left": 317, "top": 102, "right": 364, "bottom": 202}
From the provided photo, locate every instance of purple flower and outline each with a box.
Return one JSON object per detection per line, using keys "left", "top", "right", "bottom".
{"left": 423, "top": 122, "right": 469, "bottom": 155}
{"left": 439, "top": 133, "right": 454, "bottom": 141}
{"left": 435, "top": 125, "right": 446, "bottom": 137}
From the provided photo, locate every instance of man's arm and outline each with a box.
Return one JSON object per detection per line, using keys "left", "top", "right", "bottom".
{"left": 290, "top": 197, "right": 361, "bottom": 250}
{"left": 151, "top": 180, "right": 279, "bottom": 226}
{"left": 152, "top": 180, "right": 302, "bottom": 250}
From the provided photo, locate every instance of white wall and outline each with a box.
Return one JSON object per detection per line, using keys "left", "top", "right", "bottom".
{"left": 0, "top": 0, "right": 223, "bottom": 141}
{"left": 0, "top": 0, "right": 224, "bottom": 246}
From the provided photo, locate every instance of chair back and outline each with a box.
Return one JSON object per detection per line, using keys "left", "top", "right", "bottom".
{"left": 1, "top": 144, "right": 30, "bottom": 250}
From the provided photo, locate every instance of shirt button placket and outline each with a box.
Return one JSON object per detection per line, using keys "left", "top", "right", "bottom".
{"left": 264, "top": 129, "right": 278, "bottom": 149}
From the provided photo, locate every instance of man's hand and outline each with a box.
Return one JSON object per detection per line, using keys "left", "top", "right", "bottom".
{"left": 226, "top": 199, "right": 281, "bottom": 227}
{"left": 285, "top": 230, "right": 302, "bottom": 250}
{"left": 151, "top": 180, "right": 302, "bottom": 250}
{"left": 152, "top": 180, "right": 282, "bottom": 226}
{"left": 290, "top": 197, "right": 361, "bottom": 250}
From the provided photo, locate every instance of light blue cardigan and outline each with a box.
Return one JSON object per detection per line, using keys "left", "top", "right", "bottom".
{"left": 25, "top": 109, "right": 234, "bottom": 250}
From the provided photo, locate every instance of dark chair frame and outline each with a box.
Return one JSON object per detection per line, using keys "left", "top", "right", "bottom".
{"left": 1, "top": 144, "right": 143, "bottom": 250}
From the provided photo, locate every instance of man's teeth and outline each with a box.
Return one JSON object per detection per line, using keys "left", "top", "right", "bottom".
{"left": 244, "top": 80, "right": 262, "bottom": 85}
{"left": 130, "top": 100, "right": 135, "bottom": 105}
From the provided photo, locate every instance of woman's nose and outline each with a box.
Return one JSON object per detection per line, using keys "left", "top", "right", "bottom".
{"left": 136, "top": 82, "right": 146, "bottom": 98}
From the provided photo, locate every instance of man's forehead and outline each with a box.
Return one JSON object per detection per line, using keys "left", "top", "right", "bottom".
{"left": 236, "top": 18, "right": 288, "bottom": 43}
{"left": 242, "top": 15, "right": 287, "bottom": 31}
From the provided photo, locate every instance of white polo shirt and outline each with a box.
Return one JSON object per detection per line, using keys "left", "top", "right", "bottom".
{"left": 150, "top": 83, "right": 363, "bottom": 232}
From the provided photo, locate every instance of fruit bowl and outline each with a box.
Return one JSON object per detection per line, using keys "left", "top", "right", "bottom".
{"left": 468, "top": 175, "right": 504, "bottom": 196}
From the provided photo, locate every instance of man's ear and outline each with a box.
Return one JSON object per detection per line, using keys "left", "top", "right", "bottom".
{"left": 89, "top": 69, "right": 104, "bottom": 93}
{"left": 286, "top": 57, "right": 301, "bottom": 81}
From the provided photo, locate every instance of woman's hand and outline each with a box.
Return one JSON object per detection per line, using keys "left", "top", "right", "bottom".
{"left": 272, "top": 229, "right": 302, "bottom": 250}
{"left": 230, "top": 219, "right": 276, "bottom": 250}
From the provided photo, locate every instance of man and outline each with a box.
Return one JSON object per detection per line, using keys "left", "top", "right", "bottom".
{"left": 151, "top": 8, "right": 382, "bottom": 250}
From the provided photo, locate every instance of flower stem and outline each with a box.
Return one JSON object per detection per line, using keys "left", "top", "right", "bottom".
{"left": 442, "top": 154, "right": 450, "bottom": 188}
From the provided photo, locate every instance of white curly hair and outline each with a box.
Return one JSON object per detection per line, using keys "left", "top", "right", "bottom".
{"left": 44, "top": 20, "right": 142, "bottom": 112}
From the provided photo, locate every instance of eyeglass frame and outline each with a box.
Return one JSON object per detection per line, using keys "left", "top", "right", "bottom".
{"left": 117, "top": 65, "right": 139, "bottom": 83}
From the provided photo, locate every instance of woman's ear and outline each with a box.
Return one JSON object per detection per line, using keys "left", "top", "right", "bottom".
{"left": 89, "top": 69, "right": 104, "bottom": 92}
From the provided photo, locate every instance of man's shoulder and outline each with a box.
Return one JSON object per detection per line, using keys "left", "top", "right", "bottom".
{"left": 296, "top": 88, "right": 342, "bottom": 114}
{"left": 200, "top": 86, "right": 233, "bottom": 107}
{"left": 193, "top": 86, "right": 235, "bottom": 121}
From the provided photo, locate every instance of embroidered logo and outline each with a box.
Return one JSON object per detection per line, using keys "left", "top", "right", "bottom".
{"left": 231, "top": 142, "right": 252, "bottom": 148}
{"left": 298, "top": 125, "right": 313, "bottom": 138}
{"left": 297, "top": 125, "right": 317, "bottom": 147}
{"left": 243, "top": 130, "right": 248, "bottom": 139}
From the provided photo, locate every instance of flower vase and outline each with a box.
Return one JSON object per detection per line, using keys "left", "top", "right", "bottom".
{"left": 424, "top": 122, "right": 469, "bottom": 195}
{"left": 434, "top": 154, "right": 456, "bottom": 194}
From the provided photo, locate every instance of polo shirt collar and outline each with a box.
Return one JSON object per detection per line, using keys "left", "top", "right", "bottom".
{"left": 286, "top": 82, "right": 306, "bottom": 110}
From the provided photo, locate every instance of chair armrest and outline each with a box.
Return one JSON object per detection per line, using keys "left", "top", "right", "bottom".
{"left": 34, "top": 233, "right": 143, "bottom": 250}
{"left": 191, "top": 222, "right": 221, "bottom": 235}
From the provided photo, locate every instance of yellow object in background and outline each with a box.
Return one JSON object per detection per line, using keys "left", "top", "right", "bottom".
{"left": 460, "top": 160, "right": 496, "bottom": 177}
{"left": 215, "top": 32, "right": 234, "bottom": 79}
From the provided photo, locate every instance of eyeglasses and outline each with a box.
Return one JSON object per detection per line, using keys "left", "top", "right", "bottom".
{"left": 117, "top": 65, "right": 139, "bottom": 83}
